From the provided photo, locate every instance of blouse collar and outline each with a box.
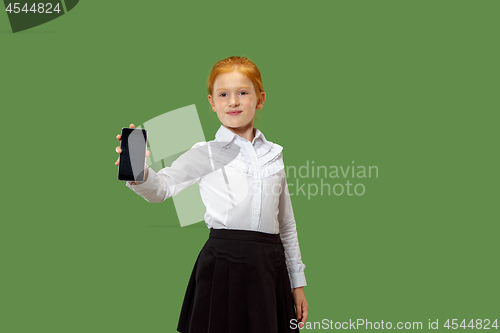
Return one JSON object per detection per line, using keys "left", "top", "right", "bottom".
{"left": 214, "top": 124, "right": 273, "bottom": 157}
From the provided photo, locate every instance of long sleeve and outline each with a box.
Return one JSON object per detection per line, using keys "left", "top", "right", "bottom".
{"left": 126, "top": 142, "right": 209, "bottom": 202}
{"left": 278, "top": 169, "right": 307, "bottom": 289}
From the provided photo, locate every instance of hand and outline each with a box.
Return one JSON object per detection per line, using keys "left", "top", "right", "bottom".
{"left": 115, "top": 123, "right": 150, "bottom": 184}
{"left": 292, "top": 287, "right": 308, "bottom": 329}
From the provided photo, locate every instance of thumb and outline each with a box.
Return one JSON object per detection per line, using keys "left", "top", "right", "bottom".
{"left": 296, "top": 303, "right": 304, "bottom": 328}
{"left": 296, "top": 303, "right": 302, "bottom": 321}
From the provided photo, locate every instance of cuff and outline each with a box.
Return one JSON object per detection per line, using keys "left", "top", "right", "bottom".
{"left": 289, "top": 271, "right": 307, "bottom": 289}
{"left": 126, "top": 167, "right": 155, "bottom": 190}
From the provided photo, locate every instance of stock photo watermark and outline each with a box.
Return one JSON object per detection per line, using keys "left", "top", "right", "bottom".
{"left": 290, "top": 318, "right": 499, "bottom": 330}
{"left": 128, "top": 105, "right": 379, "bottom": 226}
{"left": 284, "top": 160, "right": 379, "bottom": 200}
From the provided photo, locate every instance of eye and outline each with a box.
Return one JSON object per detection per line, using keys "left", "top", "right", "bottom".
{"left": 240, "top": 91, "right": 248, "bottom": 95}
{"left": 219, "top": 93, "right": 227, "bottom": 97}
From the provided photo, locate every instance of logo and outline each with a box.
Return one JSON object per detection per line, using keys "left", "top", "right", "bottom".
{"left": 137, "top": 105, "right": 240, "bottom": 228}
{"left": 3, "top": 1, "right": 79, "bottom": 33}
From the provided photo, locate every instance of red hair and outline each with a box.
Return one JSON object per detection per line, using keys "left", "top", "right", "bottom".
{"left": 207, "top": 56, "right": 265, "bottom": 107}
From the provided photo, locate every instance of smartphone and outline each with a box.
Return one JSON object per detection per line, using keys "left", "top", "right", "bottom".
{"left": 118, "top": 128, "right": 148, "bottom": 182}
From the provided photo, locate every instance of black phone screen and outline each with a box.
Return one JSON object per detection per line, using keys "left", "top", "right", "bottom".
{"left": 118, "top": 128, "right": 148, "bottom": 181}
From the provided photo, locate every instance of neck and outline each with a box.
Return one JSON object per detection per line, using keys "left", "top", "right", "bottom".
{"left": 224, "top": 123, "right": 256, "bottom": 143}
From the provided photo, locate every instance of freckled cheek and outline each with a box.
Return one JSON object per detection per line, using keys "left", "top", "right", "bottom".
{"left": 241, "top": 96, "right": 254, "bottom": 106}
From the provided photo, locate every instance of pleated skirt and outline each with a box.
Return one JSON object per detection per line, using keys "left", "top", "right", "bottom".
{"left": 177, "top": 228, "right": 299, "bottom": 333}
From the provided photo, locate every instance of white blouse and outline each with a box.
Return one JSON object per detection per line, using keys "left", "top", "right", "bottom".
{"left": 126, "top": 124, "right": 306, "bottom": 288}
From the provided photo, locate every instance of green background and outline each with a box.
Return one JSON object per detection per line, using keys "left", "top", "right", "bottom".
{"left": 1, "top": 0, "right": 498, "bottom": 332}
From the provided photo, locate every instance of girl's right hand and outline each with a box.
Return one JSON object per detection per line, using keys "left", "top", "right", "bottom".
{"left": 114, "top": 123, "right": 151, "bottom": 166}
{"left": 115, "top": 124, "right": 151, "bottom": 185}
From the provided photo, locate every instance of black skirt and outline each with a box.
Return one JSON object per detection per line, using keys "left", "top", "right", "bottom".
{"left": 177, "top": 228, "right": 299, "bottom": 333}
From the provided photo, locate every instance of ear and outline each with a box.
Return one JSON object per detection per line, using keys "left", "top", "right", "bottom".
{"left": 257, "top": 91, "right": 266, "bottom": 110}
{"left": 208, "top": 95, "right": 216, "bottom": 111}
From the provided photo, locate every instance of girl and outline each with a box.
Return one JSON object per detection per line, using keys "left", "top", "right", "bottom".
{"left": 114, "top": 56, "right": 308, "bottom": 332}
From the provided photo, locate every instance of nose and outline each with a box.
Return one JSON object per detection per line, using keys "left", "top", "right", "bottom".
{"left": 228, "top": 94, "right": 240, "bottom": 107}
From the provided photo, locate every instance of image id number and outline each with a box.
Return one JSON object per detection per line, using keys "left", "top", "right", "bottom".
{"left": 5, "top": 3, "right": 61, "bottom": 14}
{"left": 444, "top": 319, "right": 499, "bottom": 329}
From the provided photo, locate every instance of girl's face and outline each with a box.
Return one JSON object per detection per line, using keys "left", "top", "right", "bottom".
{"left": 208, "top": 71, "right": 265, "bottom": 131}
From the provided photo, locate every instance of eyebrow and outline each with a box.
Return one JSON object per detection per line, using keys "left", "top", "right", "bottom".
{"left": 215, "top": 86, "right": 252, "bottom": 92}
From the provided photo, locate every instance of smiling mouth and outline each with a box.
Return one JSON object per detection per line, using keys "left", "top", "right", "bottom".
{"left": 227, "top": 111, "right": 242, "bottom": 116}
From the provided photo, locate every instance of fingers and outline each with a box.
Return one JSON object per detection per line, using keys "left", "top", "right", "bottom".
{"left": 115, "top": 124, "right": 136, "bottom": 166}
{"left": 146, "top": 150, "right": 150, "bottom": 158}
{"left": 296, "top": 304, "right": 303, "bottom": 328}
{"left": 295, "top": 299, "right": 309, "bottom": 329}
{"left": 301, "top": 303, "right": 309, "bottom": 327}
{"left": 117, "top": 123, "right": 135, "bottom": 141}
{"left": 114, "top": 145, "right": 122, "bottom": 165}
